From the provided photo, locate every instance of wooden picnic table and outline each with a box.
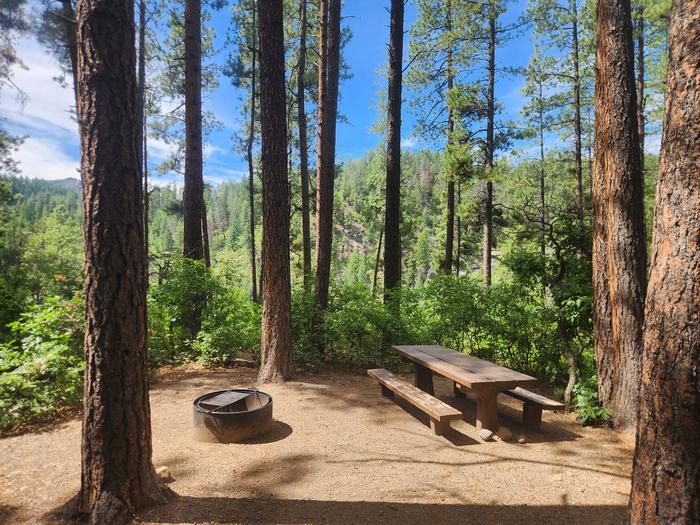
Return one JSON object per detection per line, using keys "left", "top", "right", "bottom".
{"left": 392, "top": 345, "right": 538, "bottom": 433}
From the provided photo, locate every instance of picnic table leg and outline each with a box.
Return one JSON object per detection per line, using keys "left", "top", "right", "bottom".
{"left": 454, "top": 381, "right": 466, "bottom": 398}
{"left": 475, "top": 387, "right": 500, "bottom": 433}
{"left": 414, "top": 364, "right": 434, "bottom": 395}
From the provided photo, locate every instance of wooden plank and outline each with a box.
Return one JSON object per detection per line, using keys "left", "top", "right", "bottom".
{"left": 504, "top": 387, "right": 564, "bottom": 409}
{"left": 392, "top": 346, "right": 485, "bottom": 387}
{"left": 367, "top": 369, "right": 462, "bottom": 422}
{"left": 413, "top": 345, "right": 536, "bottom": 383}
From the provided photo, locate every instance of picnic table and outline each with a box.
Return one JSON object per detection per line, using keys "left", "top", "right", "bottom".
{"left": 392, "top": 344, "right": 538, "bottom": 433}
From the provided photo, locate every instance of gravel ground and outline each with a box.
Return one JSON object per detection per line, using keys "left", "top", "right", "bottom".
{"left": 0, "top": 366, "right": 634, "bottom": 524}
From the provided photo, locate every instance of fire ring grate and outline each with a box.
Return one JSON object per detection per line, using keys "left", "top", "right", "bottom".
{"left": 192, "top": 389, "right": 273, "bottom": 443}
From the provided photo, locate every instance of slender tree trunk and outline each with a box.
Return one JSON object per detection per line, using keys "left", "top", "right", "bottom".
{"left": 383, "top": 0, "right": 403, "bottom": 303}
{"left": 372, "top": 226, "right": 383, "bottom": 296}
{"left": 559, "top": 320, "right": 576, "bottom": 411}
{"left": 314, "top": 0, "right": 340, "bottom": 321}
{"left": 201, "top": 201, "right": 210, "bottom": 268}
{"left": 59, "top": 0, "right": 78, "bottom": 106}
{"left": 593, "top": 0, "right": 646, "bottom": 432}
{"left": 571, "top": 0, "right": 584, "bottom": 218}
{"left": 74, "top": 0, "right": 172, "bottom": 520}
{"left": 483, "top": 2, "right": 496, "bottom": 288}
{"left": 137, "top": 0, "right": 147, "bottom": 271}
{"left": 143, "top": 115, "right": 149, "bottom": 271}
{"left": 297, "top": 0, "right": 312, "bottom": 290}
{"left": 456, "top": 182, "right": 461, "bottom": 276}
{"left": 635, "top": 3, "right": 645, "bottom": 174}
{"left": 539, "top": 81, "right": 546, "bottom": 258}
{"left": 248, "top": 1, "right": 258, "bottom": 302}
{"left": 258, "top": 0, "right": 293, "bottom": 383}
{"left": 443, "top": 0, "right": 454, "bottom": 274}
{"left": 629, "top": 2, "right": 700, "bottom": 519}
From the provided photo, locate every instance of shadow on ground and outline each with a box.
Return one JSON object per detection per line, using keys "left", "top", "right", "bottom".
{"left": 137, "top": 496, "right": 627, "bottom": 525}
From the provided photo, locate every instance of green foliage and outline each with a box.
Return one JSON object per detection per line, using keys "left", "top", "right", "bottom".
{"left": 147, "top": 257, "right": 261, "bottom": 367}
{"left": 0, "top": 296, "right": 84, "bottom": 431}
{"left": 573, "top": 377, "right": 611, "bottom": 426}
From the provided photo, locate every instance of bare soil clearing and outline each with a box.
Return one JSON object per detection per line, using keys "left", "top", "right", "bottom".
{"left": 0, "top": 367, "right": 633, "bottom": 524}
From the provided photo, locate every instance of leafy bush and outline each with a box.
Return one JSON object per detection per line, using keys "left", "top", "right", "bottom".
{"left": 573, "top": 376, "right": 611, "bottom": 426}
{"left": 0, "top": 296, "right": 84, "bottom": 431}
{"left": 195, "top": 287, "right": 261, "bottom": 367}
{"left": 148, "top": 257, "right": 261, "bottom": 367}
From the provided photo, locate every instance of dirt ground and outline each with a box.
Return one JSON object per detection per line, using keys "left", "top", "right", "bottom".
{"left": 0, "top": 366, "right": 634, "bottom": 524}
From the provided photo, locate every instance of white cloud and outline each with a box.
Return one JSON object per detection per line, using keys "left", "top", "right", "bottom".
{"left": 0, "top": 37, "right": 77, "bottom": 137}
{"left": 15, "top": 136, "right": 79, "bottom": 180}
{"left": 400, "top": 136, "right": 418, "bottom": 149}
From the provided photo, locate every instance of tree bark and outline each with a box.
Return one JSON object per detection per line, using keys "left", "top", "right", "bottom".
{"left": 571, "top": 0, "right": 584, "bottom": 218}
{"left": 257, "top": 0, "right": 293, "bottom": 383}
{"left": 297, "top": 0, "right": 312, "bottom": 291}
{"left": 483, "top": 1, "right": 496, "bottom": 288}
{"left": 137, "top": 0, "right": 148, "bottom": 271}
{"left": 183, "top": 0, "right": 204, "bottom": 262}
{"left": 182, "top": 0, "right": 205, "bottom": 337}
{"left": 593, "top": 0, "right": 646, "bottom": 432}
{"left": 635, "top": 3, "right": 644, "bottom": 174}
{"left": 629, "top": 1, "right": 700, "bottom": 520}
{"left": 383, "top": 0, "right": 403, "bottom": 302}
{"left": 74, "top": 0, "right": 172, "bottom": 521}
{"left": 443, "top": 0, "right": 454, "bottom": 275}
{"left": 314, "top": 0, "right": 340, "bottom": 317}
{"left": 248, "top": 0, "right": 258, "bottom": 302}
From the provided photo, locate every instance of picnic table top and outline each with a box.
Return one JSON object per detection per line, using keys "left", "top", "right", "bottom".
{"left": 392, "top": 344, "right": 538, "bottom": 390}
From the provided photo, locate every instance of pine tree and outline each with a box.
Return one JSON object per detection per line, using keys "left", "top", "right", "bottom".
{"left": 592, "top": 0, "right": 646, "bottom": 433}
{"left": 629, "top": 0, "right": 700, "bottom": 519}
{"left": 258, "top": 0, "right": 293, "bottom": 382}
{"left": 73, "top": 0, "right": 172, "bottom": 520}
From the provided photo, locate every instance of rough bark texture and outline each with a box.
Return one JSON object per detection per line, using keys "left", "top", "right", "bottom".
{"left": 571, "top": 0, "right": 584, "bottom": 218}
{"left": 248, "top": 0, "right": 258, "bottom": 302}
{"left": 593, "top": 0, "right": 646, "bottom": 432}
{"left": 635, "top": 4, "right": 644, "bottom": 174}
{"left": 383, "top": 0, "right": 403, "bottom": 300}
{"left": 483, "top": 3, "right": 496, "bottom": 288}
{"left": 183, "top": 0, "right": 204, "bottom": 262}
{"left": 257, "top": 0, "right": 293, "bottom": 383}
{"left": 74, "top": 0, "right": 172, "bottom": 521}
{"left": 629, "top": 1, "right": 700, "bottom": 520}
{"left": 296, "top": 0, "right": 312, "bottom": 291}
{"left": 314, "top": 0, "right": 340, "bottom": 313}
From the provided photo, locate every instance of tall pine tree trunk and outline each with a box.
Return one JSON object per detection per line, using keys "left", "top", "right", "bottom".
{"left": 383, "top": 0, "right": 403, "bottom": 301}
{"left": 629, "top": 2, "right": 700, "bottom": 519}
{"left": 483, "top": 2, "right": 496, "bottom": 288}
{"left": 314, "top": 0, "right": 340, "bottom": 323}
{"left": 297, "top": 0, "right": 312, "bottom": 290}
{"left": 137, "top": 0, "right": 147, "bottom": 270}
{"left": 183, "top": 0, "right": 205, "bottom": 336}
{"left": 248, "top": 0, "right": 258, "bottom": 302}
{"left": 571, "top": 0, "right": 584, "bottom": 218}
{"left": 443, "top": 0, "right": 454, "bottom": 275}
{"left": 593, "top": 0, "right": 646, "bottom": 433}
{"left": 74, "top": 0, "right": 171, "bottom": 520}
{"left": 635, "top": 3, "right": 645, "bottom": 173}
{"left": 258, "top": 0, "right": 293, "bottom": 383}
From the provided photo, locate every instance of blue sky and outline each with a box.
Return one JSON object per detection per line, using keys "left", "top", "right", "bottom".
{"left": 1, "top": 0, "right": 536, "bottom": 186}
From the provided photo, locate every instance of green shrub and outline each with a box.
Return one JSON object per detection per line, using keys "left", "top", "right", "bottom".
{"left": 0, "top": 296, "right": 84, "bottom": 431}
{"left": 573, "top": 376, "right": 611, "bottom": 426}
{"left": 148, "top": 257, "right": 261, "bottom": 367}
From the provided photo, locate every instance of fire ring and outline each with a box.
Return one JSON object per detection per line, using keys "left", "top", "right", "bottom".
{"left": 192, "top": 389, "right": 273, "bottom": 443}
